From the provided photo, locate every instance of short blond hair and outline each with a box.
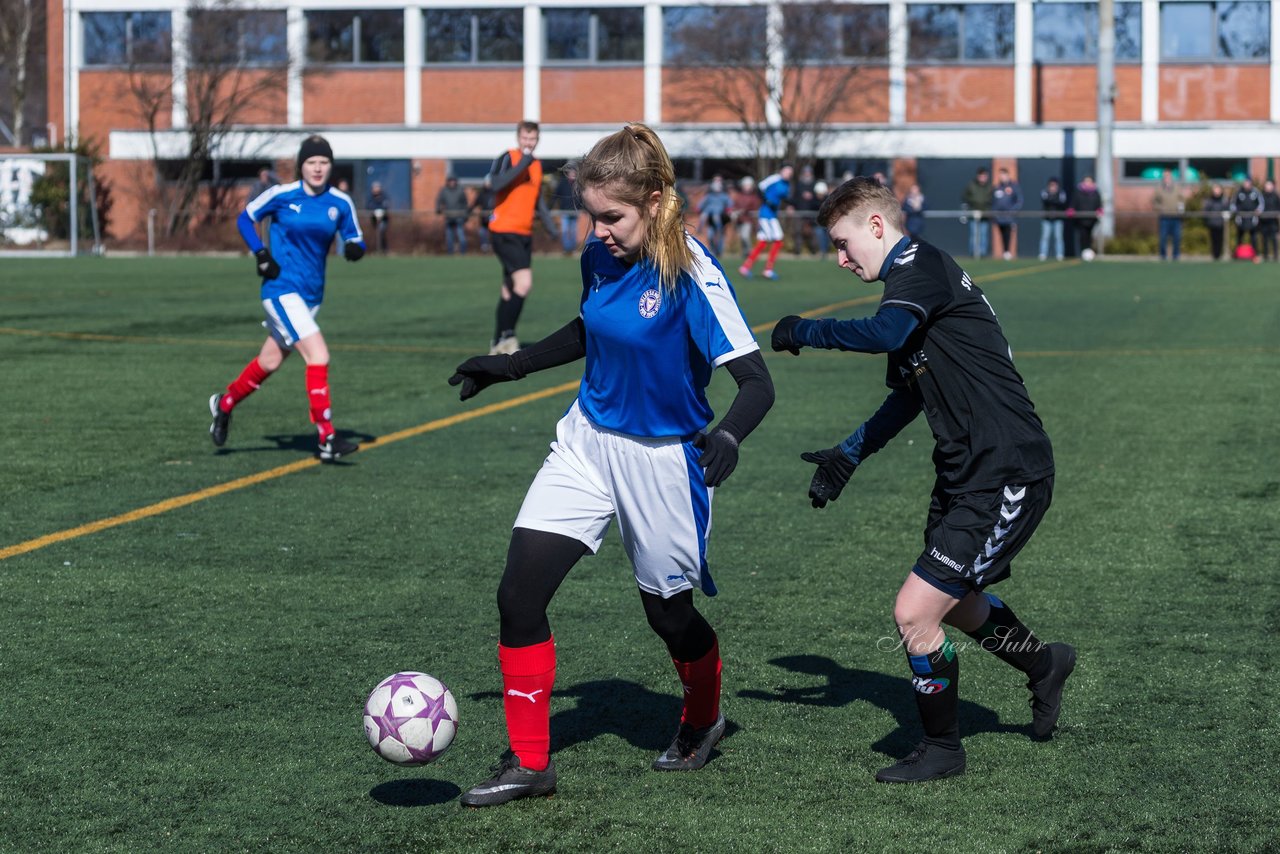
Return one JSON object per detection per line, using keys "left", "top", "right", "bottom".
{"left": 817, "top": 177, "right": 904, "bottom": 232}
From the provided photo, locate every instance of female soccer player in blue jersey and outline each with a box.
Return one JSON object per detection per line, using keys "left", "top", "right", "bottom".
{"left": 448, "top": 123, "right": 774, "bottom": 807}
{"left": 208, "top": 135, "right": 365, "bottom": 461}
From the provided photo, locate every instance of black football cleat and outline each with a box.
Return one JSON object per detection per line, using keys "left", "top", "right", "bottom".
{"left": 317, "top": 434, "right": 358, "bottom": 462}
{"left": 652, "top": 712, "right": 726, "bottom": 771}
{"left": 1028, "top": 642, "right": 1076, "bottom": 739}
{"left": 460, "top": 752, "right": 557, "bottom": 807}
{"left": 875, "top": 740, "right": 966, "bottom": 784}
{"left": 209, "top": 393, "right": 231, "bottom": 447}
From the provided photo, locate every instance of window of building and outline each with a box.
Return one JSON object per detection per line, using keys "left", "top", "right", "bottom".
{"left": 544, "top": 7, "right": 643, "bottom": 63}
{"left": 424, "top": 8, "right": 523, "bottom": 64}
{"left": 1034, "top": 3, "right": 1143, "bottom": 62}
{"left": 783, "top": 3, "right": 890, "bottom": 63}
{"left": 1161, "top": 1, "right": 1269, "bottom": 60}
{"left": 663, "top": 5, "right": 768, "bottom": 65}
{"left": 908, "top": 4, "right": 1015, "bottom": 62}
{"left": 83, "top": 12, "right": 172, "bottom": 66}
{"left": 190, "top": 10, "right": 288, "bottom": 65}
{"left": 306, "top": 10, "right": 403, "bottom": 64}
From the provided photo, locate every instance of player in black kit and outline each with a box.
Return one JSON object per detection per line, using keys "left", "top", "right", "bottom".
{"left": 771, "top": 177, "right": 1075, "bottom": 783}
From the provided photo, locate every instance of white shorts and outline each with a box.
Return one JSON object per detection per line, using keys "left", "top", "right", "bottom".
{"left": 514, "top": 400, "right": 716, "bottom": 599}
{"left": 262, "top": 293, "right": 320, "bottom": 349}
{"left": 756, "top": 217, "right": 784, "bottom": 243}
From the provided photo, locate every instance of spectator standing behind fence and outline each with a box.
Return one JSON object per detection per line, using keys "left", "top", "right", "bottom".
{"left": 902, "top": 183, "right": 927, "bottom": 242}
{"left": 699, "top": 175, "right": 733, "bottom": 257}
{"left": 812, "top": 181, "right": 832, "bottom": 259}
{"left": 1038, "top": 178, "right": 1067, "bottom": 261}
{"left": 1202, "top": 184, "right": 1229, "bottom": 262}
{"left": 249, "top": 167, "right": 277, "bottom": 202}
{"left": 1231, "top": 178, "right": 1263, "bottom": 256}
{"left": 436, "top": 175, "right": 470, "bottom": 256}
{"left": 367, "top": 181, "right": 390, "bottom": 254}
{"left": 962, "top": 167, "right": 993, "bottom": 258}
{"left": 472, "top": 184, "right": 494, "bottom": 254}
{"left": 1151, "top": 170, "right": 1184, "bottom": 262}
{"left": 1068, "top": 176, "right": 1102, "bottom": 256}
{"left": 732, "top": 176, "right": 761, "bottom": 257}
{"left": 991, "top": 169, "right": 1022, "bottom": 260}
{"left": 1260, "top": 179, "right": 1280, "bottom": 261}
{"left": 792, "top": 166, "right": 820, "bottom": 256}
{"left": 551, "top": 166, "right": 580, "bottom": 256}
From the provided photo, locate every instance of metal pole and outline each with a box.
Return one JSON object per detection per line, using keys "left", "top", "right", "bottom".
{"left": 148, "top": 209, "right": 157, "bottom": 256}
{"left": 69, "top": 155, "right": 78, "bottom": 257}
{"left": 1097, "top": 0, "right": 1116, "bottom": 247}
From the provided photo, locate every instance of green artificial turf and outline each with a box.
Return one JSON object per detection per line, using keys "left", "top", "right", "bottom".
{"left": 1, "top": 253, "right": 1276, "bottom": 852}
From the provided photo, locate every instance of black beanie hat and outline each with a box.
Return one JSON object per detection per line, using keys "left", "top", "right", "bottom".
{"left": 298, "top": 135, "right": 333, "bottom": 165}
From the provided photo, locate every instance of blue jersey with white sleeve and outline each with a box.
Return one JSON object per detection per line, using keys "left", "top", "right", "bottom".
{"left": 239, "top": 181, "right": 363, "bottom": 306}
{"left": 576, "top": 234, "right": 759, "bottom": 438}
{"left": 757, "top": 173, "right": 791, "bottom": 221}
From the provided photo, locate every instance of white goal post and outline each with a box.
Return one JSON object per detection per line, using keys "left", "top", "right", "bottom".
{"left": 0, "top": 152, "right": 103, "bottom": 258}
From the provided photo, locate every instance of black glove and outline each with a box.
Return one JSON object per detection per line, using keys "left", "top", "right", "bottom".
{"left": 254, "top": 248, "right": 280, "bottom": 280}
{"left": 343, "top": 242, "right": 365, "bottom": 262}
{"left": 448, "top": 354, "right": 519, "bottom": 401}
{"left": 771, "top": 315, "right": 804, "bottom": 355}
{"left": 800, "top": 447, "right": 858, "bottom": 509}
{"left": 694, "top": 429, "right": 739, "bottom": 488}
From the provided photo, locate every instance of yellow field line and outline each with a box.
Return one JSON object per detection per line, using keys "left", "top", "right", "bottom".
{"left": 1, "top": 260, "right": 1073, "bottom": 562}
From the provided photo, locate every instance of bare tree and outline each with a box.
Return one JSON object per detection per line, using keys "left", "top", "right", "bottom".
{"left": 0, "top": 0, "right": 45, "bottom": 145}
{"left": 127, "top": 0, "right": 289, "bottom": 236}
{"left": 664, "top": 1, "right": 892, "bottom": 176}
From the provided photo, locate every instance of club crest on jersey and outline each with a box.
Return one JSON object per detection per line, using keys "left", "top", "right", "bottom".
{"left": 638, "top": 288, "right": 662, "bottom": 318}
{"left": 327, "top": 207, "right": 339, "bottom": 222}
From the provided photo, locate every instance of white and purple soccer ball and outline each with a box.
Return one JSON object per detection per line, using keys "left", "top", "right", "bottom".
{"left": 363, "top": 672, "right": 458, "bottom": 766}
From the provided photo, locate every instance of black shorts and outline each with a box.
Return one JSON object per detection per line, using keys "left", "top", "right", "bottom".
{"left": 491, "top": 232, "right": 532, "bottom": 278}
{"left": 913, "top": 475, "right": 1054, "bottom": 598}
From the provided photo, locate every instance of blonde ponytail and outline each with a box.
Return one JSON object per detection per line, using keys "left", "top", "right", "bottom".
{"left": 575, "top": 123, "right": 695, "bottom": 294}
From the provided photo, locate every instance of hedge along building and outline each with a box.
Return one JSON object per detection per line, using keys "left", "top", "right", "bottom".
{"left": 45, "top": 0, "right": 1280, "bottom": 255}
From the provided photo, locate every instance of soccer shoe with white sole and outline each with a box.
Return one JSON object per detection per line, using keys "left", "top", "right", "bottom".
{"left": 1028, "top": 642, "right": 1076, "bottom": 739}
{"left": 208, "top": 393, "right": 231, "bottom": 447}
{"left": 460, "top": 752, "right": 557, "bottom": 807}
{"left": 494, "top": 335, "right": 520, "bottom": 355}
{"left": 652, "top": 712, "right": 726, "bottom": 771}
{"left": 762, "top": 269, "right": 779, "bottom": 280}
{"left": 737, "top": 264, "right": 753, "bottom": 278}
{"left": 875, "top": 740, "right": 966, "bottom": 783}
{"left": 317, "top": 434, "right": 358, "bottom": 462}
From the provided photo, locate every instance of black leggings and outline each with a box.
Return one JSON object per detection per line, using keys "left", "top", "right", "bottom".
{"left": 497, "top": 527, "right": 716, "bottom": 661}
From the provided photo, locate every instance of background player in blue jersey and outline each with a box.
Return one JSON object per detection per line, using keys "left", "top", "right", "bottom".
{"left": 208, "top": 135, "right": 365, "bottom": 461}
{"left": 448, "top": 123, "right": 774, "bottom": 807}
{"left": 739, "top": 164, "right": 793, "bottom": 280}
{"left": 770, "top": 178, "right": 1075, "bottom": 784}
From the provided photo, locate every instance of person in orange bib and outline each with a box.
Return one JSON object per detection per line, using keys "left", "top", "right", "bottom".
{"left": 485, "top": 120, "right": 558, "bottom": 355}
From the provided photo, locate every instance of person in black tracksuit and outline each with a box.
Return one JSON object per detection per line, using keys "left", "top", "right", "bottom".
{"left": 770, "top": 177, "right": 1075, "bottom": 785}
{"left": 1260, "top": 180, "right": 1280, "bottom": 261}
{"left": 1202, "top": 184, "right": 1230, "bottom": 262}
{"left": 1231, "top": 178, "right": 1263, "bottom": 254}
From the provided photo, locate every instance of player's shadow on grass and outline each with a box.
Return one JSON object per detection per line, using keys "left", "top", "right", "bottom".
{"left": 369, "top": 778, "right": 461, "bottom": 807}
{"left": 738, "top": 654, "right": 1022, "bottom": 757}
{"left": 212, "top": 428, "right": 377, "bottom": 460}
{"left": 474, "top": 678, "right": 739, "bottom": 756}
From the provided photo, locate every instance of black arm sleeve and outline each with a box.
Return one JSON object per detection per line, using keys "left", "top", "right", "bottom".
{"left": 709, "top": 350, "right": 774, "bottom": 444}
{"left": 510, "top": 318, "right": 587, "bottom": 379}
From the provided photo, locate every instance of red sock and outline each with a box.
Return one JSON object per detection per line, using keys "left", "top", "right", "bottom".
{"left": 673, "top": 637, "right": 721, "bottom": 729}
{"left": 304, "top": 364, "right": 333, "bottom": 439}
{"left": 765, "top": 241, "right": 783, "bottom": 270}
{"left": 745, "top": 240, "right": 766, "bottom": 267}
{"left": 221, "top": 358, "right": 270, "bottom": 412}
{"left": 499, "top": 637, "right": 556, "bottom": 771}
